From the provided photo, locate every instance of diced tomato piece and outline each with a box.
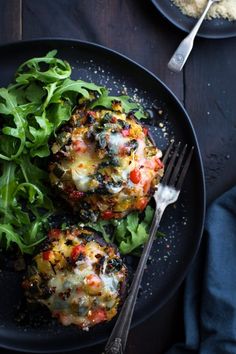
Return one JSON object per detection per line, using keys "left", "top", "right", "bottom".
{"left": 86, "top": 274, "right": 102, "bottom": 288}
{"left": 130, "top": 168, "right": 141, "bottom": 184}
{"left": 86, "top": 110, "right": 96, "bottom": 117}
{"left": 121, "top": 129, "right": 130, "bottom": 137}
{"left": 155, "top": 157, "right": 164, "bottom": 169}
{"left": 42, "top": 250, "right": 52, "bottom": 261}
{"left": 69, "top": 190, "right": 85, "bottom": 200}
{"left": 59, "top": 313, "right": 72, "bottom": 326}
{"left": 145, "top": 159, "right": 156, "bottom": 170}
{"left": 52, "top": 311, "right": 60, "bottom": 319}
{"left": 143, "top": 127, "right": 148, "bottom": 136}
{"left": 143, "top": 180, "right": 151, "bottom": 194}
{"left": 119, "top": 146, "right": 128, "bottom": 156}
{"left": 88, "top": 308, "right": 107, "bottom": 324}
{"left": 73, "top": 139, "right": 87, "bottom": 153}
{"left": 48, "top": 228, "right": 61, "bottom": 239}
{"left": 111, "top": 116, "right": 117, "bottom": 123}
{"left": 101, "top": 210, "right": 114, "bottom": 220}
{"left": 71, "top": 244, "right": 85, "bottom": 262}
{"left": 76, "top": 287, "right": 83, "bottom": 295}
{"left": 136, "top": 197, "right": 148, "bottom": 210}
{"left": 85, "top": 274, "right": 102, "bottom": 295}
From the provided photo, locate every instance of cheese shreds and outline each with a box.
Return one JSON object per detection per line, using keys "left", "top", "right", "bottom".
{"left": 171, "top": 0, "right": 236, "bottom": 21}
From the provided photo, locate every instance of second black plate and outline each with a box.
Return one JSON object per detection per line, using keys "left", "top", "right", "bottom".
{"left": 151, "top": 0, "right": 236, "bottom": 39}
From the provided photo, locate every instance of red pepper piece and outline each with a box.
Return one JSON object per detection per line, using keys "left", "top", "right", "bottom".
{"left": 143, "top": 127, "right": 148, "bottom": 136}
{"left": 73, "top": 140, "right": 87, "bottom": 153}
{"left": 69, "top": 190, "right": 85, "bottom": 200}
{"left": 130, "top": 168, "right": 141, "bottom": 184}
{"left": 121, "top": 129, "right": 130, "bottom": 137}
{"left": 42, "top": 250, "right": 52, "bottom": 261}
{"left": 48, "top": 229, "right": 61, "bottom": 239}
{"left": 156, "top": 158, "right": 164, "bottom": 169}
{"left": 71, "top": 244, "right": 85, "bottom": 262}
{"left": 136, "top": 197, "right": 148, "bottom": 210}
{"left": 88, "top": 308, "right": 107, "bottom": 324}
{"left": 101, "top": 211, "right": 114, "bottom": 220}
{"left": 111, "top": 116, "right": 117, "bottom": 123}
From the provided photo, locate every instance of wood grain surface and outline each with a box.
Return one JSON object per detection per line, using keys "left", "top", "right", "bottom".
{"left": 0, "top": 0, "right": 22, "bottom": 42}
{"left": 0, "top": 0, "right": 236, "bottom": 353}
{"left": 185, "top": 37, "right": 236, "bottom": 201}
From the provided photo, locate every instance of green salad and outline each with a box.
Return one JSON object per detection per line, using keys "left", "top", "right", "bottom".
{"left": 0, "top": 50, "right": 158, "bottom": 255}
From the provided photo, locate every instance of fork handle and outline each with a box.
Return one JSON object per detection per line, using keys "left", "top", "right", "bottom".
{"left": 104, "top": 205, "right": 165, "bottom": 354}
{"left": 168, "top": 0, "right": 215, "bottom": 72}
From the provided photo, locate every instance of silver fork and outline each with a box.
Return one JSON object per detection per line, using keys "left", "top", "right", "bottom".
{"left": 168, "top": 0, "right": 220, "bottom": 72}
{"left": 104, "top": 142, "right": 194, "bottom": 354}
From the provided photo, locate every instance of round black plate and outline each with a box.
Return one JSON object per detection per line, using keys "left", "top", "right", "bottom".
{"left": 151, "top": 0, "right": 236, "bottom": 39}
{"left": 0, "top": 39, "right": 205, "bottom": 353}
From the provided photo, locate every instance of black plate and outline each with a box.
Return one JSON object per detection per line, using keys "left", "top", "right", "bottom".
{"left": 0, "top": 39, "right": 205, "bottom": 353}
{"left": 151, "top": 0, "right": 236, "bottom": 39}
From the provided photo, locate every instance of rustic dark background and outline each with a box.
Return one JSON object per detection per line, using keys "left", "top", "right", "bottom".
{"left": 0, "top": 0, "right": 236, "bottom": 353}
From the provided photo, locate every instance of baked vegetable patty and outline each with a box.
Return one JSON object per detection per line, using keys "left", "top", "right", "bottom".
{"left": 22, "top": 227, "right": 127, "bottom": 330}
{"left": 49, "top": 102, "right": 163, "bottom": 221}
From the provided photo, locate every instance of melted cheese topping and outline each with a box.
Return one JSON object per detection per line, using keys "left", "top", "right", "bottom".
{"left": 49, "top": 107, "right": 163, "bottom": 220}
{"left": 24, "top": 228, "right": 127, "bottom": 330}
{"left": 108, "top": 133, "right": 129, "bottom": 154}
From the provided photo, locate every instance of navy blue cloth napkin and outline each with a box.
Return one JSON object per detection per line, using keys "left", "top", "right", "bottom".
{"left": 166, "top": 186, "right": 236, "bottom": 354}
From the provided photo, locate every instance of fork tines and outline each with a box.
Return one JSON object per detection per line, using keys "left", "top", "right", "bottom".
{"left": 162, "top": 142, "right": 194, "bottom": 190}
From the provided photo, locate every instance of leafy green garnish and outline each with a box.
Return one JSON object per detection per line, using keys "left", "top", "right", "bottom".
{"left": 0, "top": 51, "right": 103, "bottom": 253}
{"left": 90, "top": 89, "right": 147, "bottom": 120}
{"left": 0, "top": 50, "right": 149, "bottom": 254}
{"left": 0, "top": 51, "right": 103, "bottom": 160}
{"left": 85, "top": 206, "right": 163, "bottom": 255}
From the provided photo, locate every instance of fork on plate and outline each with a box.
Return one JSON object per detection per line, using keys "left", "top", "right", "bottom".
{"left": 104, "top": 142, "right": 194, "bottom": 354}
{"left": 168, "top": 0, "right": 221, "bottom": 72}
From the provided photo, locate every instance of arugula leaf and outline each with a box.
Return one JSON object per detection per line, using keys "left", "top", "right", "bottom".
{"left": 85, "top": 220, "right": 114, "bottom": 244}
{"left": 0, "top": 88, "right": 26, "bottom": 160}
{"left": 114, "top": 219, "right": 127, "bottom": 244}
{"left": 0, "top": 224, "right": 28, "bottom": 252}
{"left": 25, "top": 82, "right": 45, "bottom": 103}
{"left": 16, "top": 50, "right": 71, "bottom": 84}
{"left": 14, "top": 183, "right": 44, "bottom": 206}
{"left": 0, "top": 161, "right": 17, "bottom": 211}
{"left": 119, "top": 206, "right": 154, "bottom": 254}
{"left": 90, "top": 92, "right": 147, "bottom": 120}
{"left": 43, "top": 82, "right": 58, "bottom": 109}
{"left": 0, "top": 157, "right": 52, "bottom": 253}
{"left": 84, "top": 206, "right": 160, "bottom": 255}
{"left": 27, "top": 113, "right": 53, "bottom": 157}
{"left": 126, "top": 212, "right": 139, "bottom": 233}
{"left": 50, "top": 78, "right": 103, "bottom": 102}
{"left": 47, "top": 100, "right": 72, "bottom": 132}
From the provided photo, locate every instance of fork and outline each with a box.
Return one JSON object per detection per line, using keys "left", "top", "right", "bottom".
{"left": 104, "top": 142, "right": 194, "bottom": 354}
{"left": 168, "top": 0, "right": 220, "bottom": 72}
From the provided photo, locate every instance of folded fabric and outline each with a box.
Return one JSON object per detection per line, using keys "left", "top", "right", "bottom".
{"left": 166, "top": 186, "right": 236, "bottom": 354}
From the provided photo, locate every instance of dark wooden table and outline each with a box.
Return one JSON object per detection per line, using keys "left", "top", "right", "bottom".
{"left": 1, "top": 0, "right": 236, "bottom": 353}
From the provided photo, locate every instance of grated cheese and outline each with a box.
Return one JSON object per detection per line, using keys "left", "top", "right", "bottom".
{"left": 171, "top": 0, "right": 236, "bottom": 21}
